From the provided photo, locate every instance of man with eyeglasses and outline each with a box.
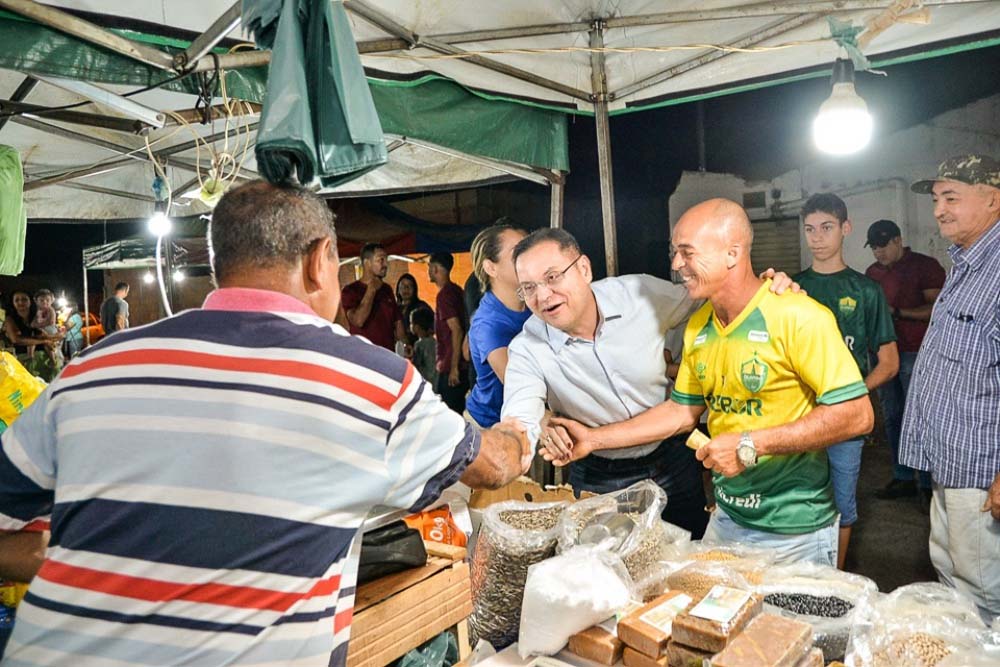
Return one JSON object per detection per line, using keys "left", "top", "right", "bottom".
{"left": 500, "top": 227, "right": 796, "bottom": 538}
{"left": 538, "top": 202, "right": 876, "bottom": 565}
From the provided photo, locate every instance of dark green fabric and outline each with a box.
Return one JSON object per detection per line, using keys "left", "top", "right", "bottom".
{"left": 0, "top": 145, "right": 26, "bottom": 276}
{"left": 243, "top": 0, "right": 387, "bottom": 186}
{"left": 793, "top": 267, "right": 897, "bottom": 375}
{"left": 0, "top": 10, "right": 567, "bottom": 171}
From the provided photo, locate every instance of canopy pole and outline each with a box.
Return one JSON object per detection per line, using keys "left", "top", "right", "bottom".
{"left": 173, "top": 1, "right": 242, "bottom": 71}
{"left": 0, "top": 76, "right": 37, "bottom": 133}
{"left": 549, "top": 171, "right": 565, "bottom": 229}
{"left": 82, "top": 263, "right": 90, "bottom": 347}
{"left": 589, "top": 22, "right": 618, "bottom": 276}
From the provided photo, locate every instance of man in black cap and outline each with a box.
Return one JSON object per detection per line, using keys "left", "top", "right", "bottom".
{"left": 900, "top": 154, "right": 1000, "bottom": 622}
{"left": 863, "top": 219, "right": 945, "bottom": 504}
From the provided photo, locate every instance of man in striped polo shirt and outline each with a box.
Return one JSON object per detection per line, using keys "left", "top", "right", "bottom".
{"left": 0, "top": 180, "right": 529, "bottom": 666}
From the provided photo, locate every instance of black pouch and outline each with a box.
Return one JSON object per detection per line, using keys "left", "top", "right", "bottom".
{"left": 357, "top": 520, "right": 428, "bottom": 585}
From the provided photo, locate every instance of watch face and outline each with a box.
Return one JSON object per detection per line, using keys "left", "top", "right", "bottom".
{"left": 737, "top": 444, "right": 755, "bottom": 466}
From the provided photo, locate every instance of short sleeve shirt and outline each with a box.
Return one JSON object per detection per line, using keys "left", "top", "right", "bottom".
{"left": 100, "top": 296, "right": 128, "bottom": 334}
{"left": 671, "top": 281, "right": 868, "bottom": 534}
{"left": 793, "top": 267, "right": 897, "bottom": 375}
{"left": 466, "top": 292, "right": 531, "bottom": 427}
{"left": 341, "top": 281, "right": 402, "bottom": 351}
{"left": 435, "top": 283, "right": 467, "bottom": 374}
{"left": 865, "top": 249, "right": 946, "bottom": 353}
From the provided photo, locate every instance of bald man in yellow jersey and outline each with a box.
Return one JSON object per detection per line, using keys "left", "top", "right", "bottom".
{"left": 551, "top": 199, "right": 874, "bottom": 564}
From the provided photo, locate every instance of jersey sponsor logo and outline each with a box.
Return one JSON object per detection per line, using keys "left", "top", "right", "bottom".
{"left": 696, "top": 361, "right": 708, "bottom": 380}
{"left": 694, "top": 334, "right": 708, "bottom": 345}
{"left": 739, "top": 353, "right": 769, "bottom": 393}
{"left": 844, "top": 335, "right": 855, "bottom": 351}
{"left": 748, "top": 330, "right": 769, "bottom": 343}
{"left": 717, "top": 488, "right": 762, "bottom": 510}
{"left": 838, "top": 296, "right": 857, "bottom": 315}
{"left": 707, "top": 394, "right": 763, "bottom": 416}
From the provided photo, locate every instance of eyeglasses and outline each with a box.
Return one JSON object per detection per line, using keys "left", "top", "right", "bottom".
{"left": 516, "top": 255, "right": 582, "bottom": 301}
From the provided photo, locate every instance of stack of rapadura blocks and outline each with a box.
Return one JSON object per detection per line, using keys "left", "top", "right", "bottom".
{"left": 566, "top": 585, "right": 831, "bottom": 667}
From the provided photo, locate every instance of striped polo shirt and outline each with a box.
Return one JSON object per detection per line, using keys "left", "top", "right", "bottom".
{"left": 0, "top": 288, "right": 479, "bottom": 666}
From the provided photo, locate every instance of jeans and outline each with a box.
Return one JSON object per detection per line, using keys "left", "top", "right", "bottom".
{"left": 827, "top": 439, "right": 863, "bottom": 526}
{"left": 436, "top": 373, "right": 469, "bottom": 415}
{"left": 878, "top": 351, "right": 931, "bottom": 488}
{"left": 929, "top": 485, "right": 1000, "bottom": 623}
{"left": 703, "top": 508, "right": 838, "bottom": 566}
{"left": 568, "top": 435, "right": 709, "bottom": 539}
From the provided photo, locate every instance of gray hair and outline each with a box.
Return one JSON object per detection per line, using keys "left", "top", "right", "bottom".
{"left": 209, "top": 180, "right": 337, "bottom": 283}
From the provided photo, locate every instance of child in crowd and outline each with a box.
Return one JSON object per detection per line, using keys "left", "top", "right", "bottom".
{"left": 409, "top": 307, "right": 437, "bottom": 388}
{"left": 30, "top": 289, "right": 63, "bottom": 368}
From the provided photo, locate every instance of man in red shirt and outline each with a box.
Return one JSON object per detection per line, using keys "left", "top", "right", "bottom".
{"left": 341, "top": 243, "right": 406, "bottom": 351}
{"left": 429, "top": 252, "right": 468, "bottom": 414}
{"left": 864, "top": 219, "right": 946, "bottom": 503}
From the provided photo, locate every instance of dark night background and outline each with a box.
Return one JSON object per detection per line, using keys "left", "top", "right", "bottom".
{"left": 8, "top": 41, "right": 1000, "bottom": 301}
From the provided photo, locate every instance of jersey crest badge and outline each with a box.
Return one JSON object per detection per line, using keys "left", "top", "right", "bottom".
{"left": 740, "top": 354, "right": 769, "bottom": 393}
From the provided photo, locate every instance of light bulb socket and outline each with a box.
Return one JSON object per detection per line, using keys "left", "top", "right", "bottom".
{"left": 831, "top": 58, "right": 855, "bottom": 85}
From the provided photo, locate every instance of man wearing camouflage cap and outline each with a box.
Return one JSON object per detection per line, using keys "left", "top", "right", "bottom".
{"left": 901, "top": 154, "right": 1000, "bottom": 621}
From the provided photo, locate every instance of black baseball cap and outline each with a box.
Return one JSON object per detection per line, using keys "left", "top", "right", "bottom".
{"left": 865, "top": 219, "right": 901, "bottom": 248}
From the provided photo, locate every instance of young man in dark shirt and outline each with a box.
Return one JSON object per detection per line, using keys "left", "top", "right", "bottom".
{"left": 341, "top": 243, "right": 406, "bottom": 351}
{"left": 864, "top": 219, "right": 946, "bottom": 503}
{"left": 428, "top": 252, "right": 468, "bottom": 414}
{"left": 794, "top": 193, "right": 899, "bottom": 568}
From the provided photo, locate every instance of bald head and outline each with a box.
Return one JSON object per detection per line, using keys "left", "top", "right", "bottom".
{"left": 671, "top": 198, "right": 756, "bottom": 300}
{"left": 676, "top": 198, "right": 753, "bottom": 249}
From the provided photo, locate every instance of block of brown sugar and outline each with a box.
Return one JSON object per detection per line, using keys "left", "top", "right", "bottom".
{"left": 666, "top": 640, "right": 713, "bottom": 667}
{"left": 567, "top": 626, "right": 624, "bottom": 665}
{"left": 618, "top": 590, "right": 695, "bottom": 658}
{"left": 623, "top": 646, "right": 668, "bottom": 667}
{"left": 710, "top": 613, "right": 814, "bottom": 667}
{"left": 670, "top": 585, "right": 763, "bottom": 653}
{"left": 794, "top": 648, "right": 824, "bottom": 667}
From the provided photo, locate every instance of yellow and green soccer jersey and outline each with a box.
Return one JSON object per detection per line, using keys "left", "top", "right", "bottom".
{"left": 670, "top": 280, "right": 868, "bottom": 534}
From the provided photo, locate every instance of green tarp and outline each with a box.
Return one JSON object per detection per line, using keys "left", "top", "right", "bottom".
{"left": 0, "top": 9, "right": 568, "bottom": 172}
{"left": 0, "top": 145, "right": 26, "bottom": 275}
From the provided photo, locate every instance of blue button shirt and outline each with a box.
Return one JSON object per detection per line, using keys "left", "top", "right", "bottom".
{"left": 900, "top": 219, "right": 1000, "bottom": 489}
{"left": 466, "top": 291, "right": 531, "bottom": 427}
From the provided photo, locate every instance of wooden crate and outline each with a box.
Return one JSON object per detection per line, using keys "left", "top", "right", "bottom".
{"left": 347, "top": 542, "right": 471, "bottom": 667}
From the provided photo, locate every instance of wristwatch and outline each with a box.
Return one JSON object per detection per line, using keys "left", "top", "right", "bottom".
{"left": 737, "top": 431, "right": 758, "bottom": 469}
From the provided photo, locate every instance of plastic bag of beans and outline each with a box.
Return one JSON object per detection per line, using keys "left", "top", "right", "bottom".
{"left": 754, "top": 562, "right": 878, "bottom": 662}
{"left": 665, "top": 561, "right": 752, "bottom": 602}
{"left": 845, "top": 583, "right": 989, "bottom": 667}
{"left": 469, "top": 501, "right": 568, "bottom": 649}
{"left": 556, "top": 481, "right": 670, "bottom": 581}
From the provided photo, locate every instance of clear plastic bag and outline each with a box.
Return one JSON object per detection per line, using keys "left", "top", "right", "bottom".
{"left": 755, "top": 562, "right": 878, "bottom": 662}
{"left": 686, "top": 540, "right": 776, "bottom": 585}
{"left": 666, "top": 561, "right": 751, "bottom": 602}
{"left": 556, "top": 480, "right": 669, "bottom": 581}
{"left": 517, "top": 546, "right": 636, "bottom": 658}
{"left": 469, "top": 501, "right": 567, "bottom": 650}
{"left": 846, "top": 583, "right": 989, "bottom": 667}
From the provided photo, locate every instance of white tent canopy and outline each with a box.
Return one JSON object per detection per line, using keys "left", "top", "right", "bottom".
{"left": 2, "top": 0, "right": 999, "bottom": 272}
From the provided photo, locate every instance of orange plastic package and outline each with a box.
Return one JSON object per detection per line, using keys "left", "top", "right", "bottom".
{"left": 404, "top": 505, "right": 468, "bottom": 547}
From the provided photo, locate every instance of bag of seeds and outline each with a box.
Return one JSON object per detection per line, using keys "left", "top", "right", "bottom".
{"left": 685, "top": 541, "right": 775, "bottom": 585}
{"left": 754, "top": 562, "right": 877, "bottom": 662}
{"left": 517, "top": 545, "right": 636, "bottom": 658}
{"left": 845, "top": 583, "right": 989, "bottom": 667}
{"left": 665, "top": 561, "right": 752, "bottom": 602}
{"left": 468, "top": 501, "right": 567, "bottom": 650}
{"left": 556, "top": 480, "right": 670, "bottom": 581}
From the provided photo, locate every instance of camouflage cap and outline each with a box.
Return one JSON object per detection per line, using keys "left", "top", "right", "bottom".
{"left": 911, "top": 154, "right": 1000, "bottom": 194}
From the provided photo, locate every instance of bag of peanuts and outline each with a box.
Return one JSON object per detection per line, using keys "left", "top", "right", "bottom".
{"left": 469, "top": 501, "right": 568, "bottom": 650}
{"left": 556, "top": 480, "right": 674, "bottom": 582}
{"left": 754, "top": 562, "right": 878, "bottom": 663}
{"left": 845, "top": 583, "right": 989, "bottom": 667}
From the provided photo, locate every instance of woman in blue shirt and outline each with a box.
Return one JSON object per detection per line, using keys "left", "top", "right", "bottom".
{"left": 465, "top": 222, "right": 531, "bottom": 427}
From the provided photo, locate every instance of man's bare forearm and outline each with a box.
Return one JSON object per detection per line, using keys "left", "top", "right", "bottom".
{"left": 460, "top": 427, "right": 526, "bottom": 489}
{"left": 0, "top": 531, "right": 48, "bottom": 582}
{"left": 754, "top": 396, "right": 873, "bottom": 456}
{"left": 590, "top": 400, "right": 703, "bottom": 451}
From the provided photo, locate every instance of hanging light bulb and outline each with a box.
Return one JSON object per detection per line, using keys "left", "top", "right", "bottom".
{"left": 143, "top": 271, "right": 155, "bottom": 284}
{"left": 148, "top": 210, "right": 172, "bottom": 237}
{"left": 813, "top": 59, "right": 873, "bottom": 155}
{"left": 172, "top": 269, "right": 186, "bottom": 283}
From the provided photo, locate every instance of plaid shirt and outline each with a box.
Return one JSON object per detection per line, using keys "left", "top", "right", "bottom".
{"left": 900, "top": 219, "right": 1000, "bottom": 489}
